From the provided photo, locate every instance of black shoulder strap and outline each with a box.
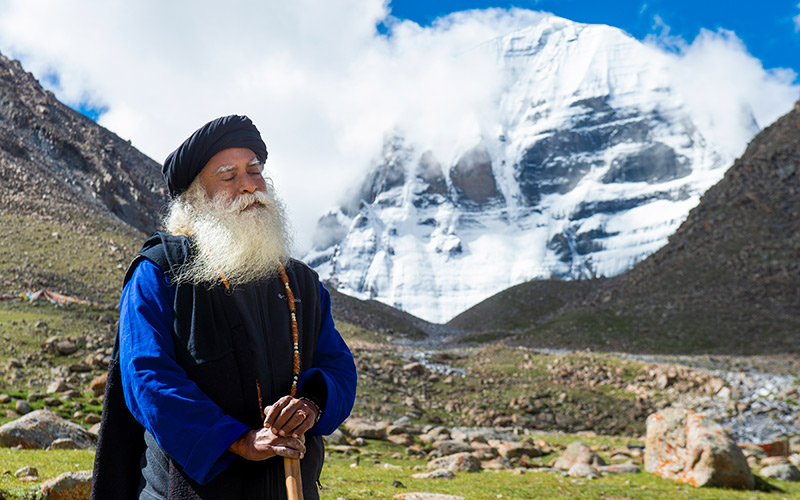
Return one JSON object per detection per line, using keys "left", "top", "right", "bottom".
{"left": 122, "top": 232, "right": 192, "bottom": 287}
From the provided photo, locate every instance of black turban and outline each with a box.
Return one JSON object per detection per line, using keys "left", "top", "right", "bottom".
{"left": 162, "top": 114, "right": 268, "bottom": 198}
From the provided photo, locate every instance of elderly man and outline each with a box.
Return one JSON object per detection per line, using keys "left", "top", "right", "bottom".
{"left": 91, "top": 115, "right": 357, "bottom": 500}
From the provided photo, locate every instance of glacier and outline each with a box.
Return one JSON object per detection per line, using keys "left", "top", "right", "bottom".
{"left": 305, "top": 15, "right": 752, "bottom": 324}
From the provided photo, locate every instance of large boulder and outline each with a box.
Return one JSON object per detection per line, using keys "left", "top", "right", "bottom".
{"left": 0, "top": 409, "right": 96, "bottom": 449}
{"left": 645, "top": 408, "right": 754, "bottom": 489}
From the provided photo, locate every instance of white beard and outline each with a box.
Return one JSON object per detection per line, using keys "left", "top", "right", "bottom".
{"left": 165, "top": 183, "right": 292, "bottom": 287}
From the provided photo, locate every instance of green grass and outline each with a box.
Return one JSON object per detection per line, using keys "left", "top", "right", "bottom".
{"left": 3, "top": 438, "right": 797, "bottom": 500}
{"left": 0, "top": 449, "right": 94, "bottom": 498}
{"left": 0, "top": 213, "right": 144, "bottom": 304}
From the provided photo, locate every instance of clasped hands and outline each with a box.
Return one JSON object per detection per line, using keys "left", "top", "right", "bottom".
{"left": 228, "top": 395, "right": 319, "bottom": 461}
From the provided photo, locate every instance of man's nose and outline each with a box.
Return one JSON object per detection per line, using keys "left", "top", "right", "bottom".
{"left": 239, "top": 174, "right": 258, "bottom": 194}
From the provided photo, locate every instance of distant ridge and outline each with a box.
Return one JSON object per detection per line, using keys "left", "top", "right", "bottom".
{"left": 451, "top": 100, "right": 800, "bottom": 355}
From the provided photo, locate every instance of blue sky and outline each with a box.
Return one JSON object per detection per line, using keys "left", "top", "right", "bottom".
{"left": 389, "top": 0, "right": 800, "bottom": 79}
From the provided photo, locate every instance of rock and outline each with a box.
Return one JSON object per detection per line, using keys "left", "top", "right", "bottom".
{"left": 83, "top": 414, "right": 101, "bottom": 424}
{"left": 0, "top": 394, "right": 10, "bottom": 403}
{"left": 343, "top": 418, "right": 387, "bottom": 440}
{"left": 49, "top": 438, "right": 80, "bottom": 450}
{"left": 15, "top": 400, "right": 32, "bottom": 415}
{"left": 553, "top": 441, "right": 606, "bottom": 470}
{"left": 394, "top": 493, "right": 466, "bottom": 500}
{"left": 759, "top": 463, "right": 800, "bottom": 482}
{"left": 431, "top": 440, "right": 473, "bottom": 456}
{"left": 0, "top": 409, "right": 97, "bottom": 449}
{"left": 481, "top": 456, "right": 512, "bottom": 470}
{"left": 387, "top": 434, "right": 415, "bottom": 447}
{"left": 323, "top": 428, "right": 348, "bottom": 445}
{"left": 402, "top": 362, "right": 426, "bottom": 376}
{"left": 411, "top": 469, "right": 456, "bottom": 479}
{"left": 56, "top": 340, "right": 78, "bottom": 355}
{"left": 760, "top": 456, "right": 790, "bottom": 467}
{"left": 644, "top": 408, "right": 754, "bottom": 489}
{"left": 598, "top": 464, "right": 642, "bottom": 474}
{"left": 40, "top": 470, "right": 92, "bottom": 499}
{"left": 47, "top": 380, "right": 70, "bottom": 394}
{"left": 88, "top": 423, "right": 101, "bottom": 436}
{"left": 15, "top": 466, "right": 38, "bottom": 478}
{"left": 427, "top": 452, "right": 481, "bottom": 472}
{"left": 568, "top": 463, "right": 600, "bottom": 479}
{"left": 497, "top": 441, "right": 543, "bottom": 459}
{"left": 419, "top": 426, "right": 451, "bottom": 444}
{"left": 757, "top": 438, "right": 791, "bottom": 457}
{"left": 68, "top": 363, "right": 91, "bottom": 373}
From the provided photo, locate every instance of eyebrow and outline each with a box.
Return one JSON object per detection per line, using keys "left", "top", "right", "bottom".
{"left": 214, "top": 158, "right": 262, "bottom": 175}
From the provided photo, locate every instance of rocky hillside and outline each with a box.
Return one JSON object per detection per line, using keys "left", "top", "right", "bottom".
{"left": 451, "top": 100, "right": 800, "bottom": 355}
{"left": 0, "top": 52, "right": 166, "bottom": 302}
{"left": 0, "top": 52, "right": 165, "bottom": 233}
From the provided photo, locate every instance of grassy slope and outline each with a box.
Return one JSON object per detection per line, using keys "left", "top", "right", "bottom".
{"left": 2, "top": 441, "right": 797, "bottom": 500}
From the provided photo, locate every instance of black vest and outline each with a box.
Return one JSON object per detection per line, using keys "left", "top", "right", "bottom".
{"left": 91, "top": 232, "right": 324, "bottom": 500}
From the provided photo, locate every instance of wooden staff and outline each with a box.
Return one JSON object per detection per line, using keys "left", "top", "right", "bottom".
{"left": 284, "top": 457, "right": 303, "bottom": 500}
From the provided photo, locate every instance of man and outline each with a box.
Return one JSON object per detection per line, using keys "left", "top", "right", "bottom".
{"left": 91, "top": 115, "right": 357, "bottom": 500}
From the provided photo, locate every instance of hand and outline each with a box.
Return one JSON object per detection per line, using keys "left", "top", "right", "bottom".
{"left": 264, "top": 395, "right": 319, "bottom": 438}
{"left": 228, "top": 428, "right": 306, "bottom": 461}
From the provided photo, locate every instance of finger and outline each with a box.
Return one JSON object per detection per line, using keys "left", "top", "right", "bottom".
{"left": 280, "top": 409, "right": 311, "bottom": 438}
{"left": 264, "top": 396, "right": 293, "bottom": 428}
{"left": 272, "top": 399, "right": 304, "bottom": 434}
{"left": 273, "top": 446, "right": 304, "bottom": 459}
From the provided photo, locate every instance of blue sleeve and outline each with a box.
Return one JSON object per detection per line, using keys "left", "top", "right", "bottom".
{"left": 119, "top": 259, "right": 250, "bottom": 485}
{"left": 298, "top": 283, "right": 357, "bottom": 436}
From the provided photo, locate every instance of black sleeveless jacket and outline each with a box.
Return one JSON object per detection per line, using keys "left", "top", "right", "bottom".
{"left": 91, "top": 232, "right": 324, "bottom": 499}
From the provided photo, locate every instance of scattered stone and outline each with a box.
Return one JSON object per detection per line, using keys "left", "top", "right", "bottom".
{"left": 7, "top": 358, "right": 22, "bottom": 369}
{"left": 391, "top": 479, "right": 406, "bottom": 488}
{"left": 68, "top": 363, "right": 91, "bottom": 373}
{"left": 497, "top": 441, "right": 543, "bottom": 459}
{"left": 84, "top": 414, "right": 101, "bottom": 424}
{"left": 15, "top": 400, "right": 32, "bottom": 415}
{"left": 46, "top": 380, "right": 69, "bottom": 394}
{"left": 344, "top": 418, "right": 387, "bottom": 440}
{"left": 387, "top": 434, "right": 414, "bottom": 447}
{"left": 411, "top": 469, "right": 456, "bottom": 480}
{"left": 0, "top": 409, "right": 97, "bottom": 449}
{"left": 568, "top": 463, "right": 600, "bottom": 479}
{"left": 15, "top": 466, "right": 38, "bottom": 478}
{"left": 49, "top": 438, "right": 81, "bottom": 450}
{"left": 760, "top": 456, "right": 790, "bottom": 467}
{"left": 427, "top": 452, "right": 481, "bottom": 472}
{"left": 598, "top": 464, "right": 642, "bottom": 474}
{"left": 394, "top": 494, "right": 466, "bottom": 500}
{"left": 645, "top": 408, "right": 754, "bottom": 489}
{"left": 431, "top": 440, "right": 473, "bottom": 456}
{"left": 323, "top": 428, "right": 348, "bottom": 445}
{"left": 402, "top": 362, "right": 426, "bottom": 376}
{"left": 553, "top": 441, "right": 606, "bottom": 470}
{"left": 55, "top": 340, "right": 78, "bottom": 355}
{"left": 759, "top": 463, "right": 800, "bottom": 482}
{"left": 40, "top": 470, "right": 92, "bottom": 499}
{"left": 0, "top": 394, "right": 10, "bottom": 403}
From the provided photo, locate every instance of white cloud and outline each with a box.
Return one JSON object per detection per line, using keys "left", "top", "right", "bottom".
{"left": 795, "top": 3, "right": 800, "bottom": 31}
{"left": 0, "top": 2, "right": 797, "bottom": 251}
{"left": 645, "top": 27, "right": 799, "bottom": 158}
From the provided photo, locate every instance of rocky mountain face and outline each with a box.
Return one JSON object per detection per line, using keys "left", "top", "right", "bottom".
{"left": 306, "top": 16, "right": 741, "bottom": 323}
{"left": 452, "top": 100, "right": 800, "bottom": 355}
{"left": 0, "top": 51, "right": 165, "bottom": 301}
{"left": 0, "top": 52, "right": 165, "bottom": 234}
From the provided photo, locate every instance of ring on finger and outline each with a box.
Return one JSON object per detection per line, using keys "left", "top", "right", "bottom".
{"left": 297, "top": 410, "right": 307, "bottom": 419}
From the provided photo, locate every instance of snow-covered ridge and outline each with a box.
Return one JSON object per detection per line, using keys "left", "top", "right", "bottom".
{"left": 305, "top": 15, "right": 751, "bottom": 323}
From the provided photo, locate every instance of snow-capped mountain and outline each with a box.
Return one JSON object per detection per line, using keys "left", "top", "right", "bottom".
{"left": 305, "top": 16, "right": 750, "bottom": 324}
